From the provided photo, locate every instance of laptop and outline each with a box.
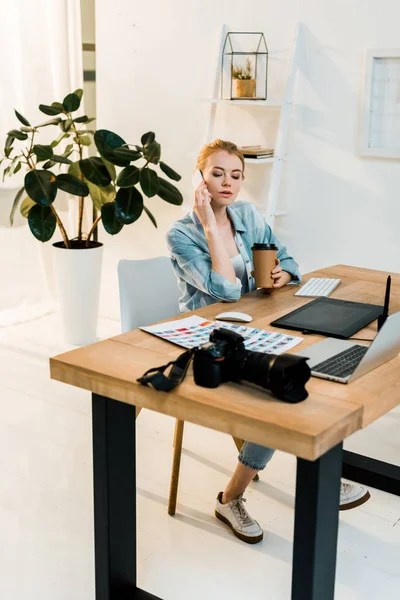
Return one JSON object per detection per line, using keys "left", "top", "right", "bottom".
{"left": 295, "top": 311, "right": 400, "bottom": 384}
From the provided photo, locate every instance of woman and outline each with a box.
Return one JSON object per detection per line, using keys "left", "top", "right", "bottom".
{"left": 166, "top": 139, "right": 370, "bottom": 544}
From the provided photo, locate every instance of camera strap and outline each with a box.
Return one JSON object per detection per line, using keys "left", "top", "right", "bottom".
{"left": 137, "top": 349, "right": 195, "bottom": 392}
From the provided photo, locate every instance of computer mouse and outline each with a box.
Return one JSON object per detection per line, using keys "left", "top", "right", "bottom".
{"left": 215, "top": 311, "right": 253, "bottom": 323}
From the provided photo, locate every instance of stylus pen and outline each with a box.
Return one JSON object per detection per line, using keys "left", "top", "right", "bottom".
{"left": 378, "top": 275, "right": 391, "bottom": 331}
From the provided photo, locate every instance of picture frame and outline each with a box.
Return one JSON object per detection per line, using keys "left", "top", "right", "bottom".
{"left": 360, "top": 48, "right": 400, "bottom": 159}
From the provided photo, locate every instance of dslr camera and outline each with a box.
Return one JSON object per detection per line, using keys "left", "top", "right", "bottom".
{"left": 193, "top": 328, "right": 310, "bottom": 403}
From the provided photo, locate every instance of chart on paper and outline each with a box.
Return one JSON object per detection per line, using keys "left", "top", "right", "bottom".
{"left": 141, "top": 315, "right": 303, "bottom": 354}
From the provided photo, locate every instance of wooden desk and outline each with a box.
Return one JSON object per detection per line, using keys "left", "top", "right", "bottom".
{"left": 50, "top": 265, "right": 400, "bottom": 600}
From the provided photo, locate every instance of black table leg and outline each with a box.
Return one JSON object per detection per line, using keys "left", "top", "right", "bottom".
{"left": 342, "top": 450, "right": 400, "bottom": 496}
{"left": 92, "top": 393, "right": 162, "bottom": 600}
{"left": 291, "top": 443, "right": 343, "bottom": 600}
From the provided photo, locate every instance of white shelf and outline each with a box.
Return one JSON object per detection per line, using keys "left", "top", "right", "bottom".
{"left": 210, "top": 98, "right": 282, "bottom": 108}
{"left": 264, "top": 211, "right": 287, "bottom": 219}
{"left": 244, "top": 157, "right": 274, "bottom": 164}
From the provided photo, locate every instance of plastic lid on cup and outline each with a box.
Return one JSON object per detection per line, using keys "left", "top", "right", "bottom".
{"left": 252, "top": 243, "right": 278, "bottom": 250}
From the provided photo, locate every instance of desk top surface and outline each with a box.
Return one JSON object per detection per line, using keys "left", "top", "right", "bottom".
{"left": 50, "top": 265, "right": 400, "bottom": 460}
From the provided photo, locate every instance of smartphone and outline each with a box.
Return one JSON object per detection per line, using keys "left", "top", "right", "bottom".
{"left": 191, "top": 169, "right": 204, "bottom": 190}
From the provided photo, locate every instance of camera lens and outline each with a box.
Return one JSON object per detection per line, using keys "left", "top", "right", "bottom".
{"left": 239, "top": 351, "right": 310, "bottom": 403}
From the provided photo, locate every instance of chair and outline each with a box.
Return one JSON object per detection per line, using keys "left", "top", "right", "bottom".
{"left": 118, "top": 257, "right": 251, "bottom": 516}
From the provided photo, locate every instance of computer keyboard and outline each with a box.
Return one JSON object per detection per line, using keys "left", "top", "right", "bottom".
{"left": 312, "top": 345, "right": 368, "bottom": 379}
{"left": 295, "top": 277, "right": 342, "bottom": 297}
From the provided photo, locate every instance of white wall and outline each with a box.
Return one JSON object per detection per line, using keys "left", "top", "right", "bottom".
{"left": 96, "top": 0, "right": 400, "bottom": 321}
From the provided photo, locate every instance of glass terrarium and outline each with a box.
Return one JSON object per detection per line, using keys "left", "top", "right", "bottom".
{"left": 221, "top": 32, "right": 268, "bottom": 100}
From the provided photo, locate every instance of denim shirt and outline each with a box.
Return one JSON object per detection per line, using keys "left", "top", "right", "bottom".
{"left": 166, "top": 201, "right": 301, "bottom": 313}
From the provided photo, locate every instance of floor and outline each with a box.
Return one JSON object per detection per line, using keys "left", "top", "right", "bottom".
{"left": 0, "top": 313, "right": 399, "bottom": 600}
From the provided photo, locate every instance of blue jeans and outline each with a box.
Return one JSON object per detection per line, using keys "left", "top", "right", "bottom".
{"left": 238, "top": 441, "right": 275, "bottom": 471}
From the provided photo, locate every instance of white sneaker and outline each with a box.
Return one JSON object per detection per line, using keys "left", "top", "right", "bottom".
{"left": 215, "top": 492, "right": 263, "bottom": 544}
{"left": 340, "top": 482, "right": 371, "bottom": 510}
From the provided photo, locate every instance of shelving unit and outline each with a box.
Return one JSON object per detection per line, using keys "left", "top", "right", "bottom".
{"left": 210, "top": 98, "right": 283, "bottom": 108}
{"left": 244, "top": 157, "right": 275, "bottom": 164}
{"left": 205, "top": 24, "right": 303, "bottom": 229}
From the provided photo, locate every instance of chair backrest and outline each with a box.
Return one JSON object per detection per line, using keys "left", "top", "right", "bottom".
{"left": 118, "top": 257, "right": 180, "bottom": 333}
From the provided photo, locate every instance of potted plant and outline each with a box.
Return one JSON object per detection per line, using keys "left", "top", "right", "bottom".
{"left": 1, "top": 89, "right": 183, "bottom": 345}
{"left": 231, "top": 58, "right": 256, "bottom": 98}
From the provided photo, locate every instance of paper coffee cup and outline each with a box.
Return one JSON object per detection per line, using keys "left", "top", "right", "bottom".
{"left": 252, "top": 243, "right": 279, "bottom": 289}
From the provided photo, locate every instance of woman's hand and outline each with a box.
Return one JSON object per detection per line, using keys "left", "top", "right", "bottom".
{"left": 193, "top": 181, "right": 216, "bottom": 230}
{"left": 272, "top": 263, "right": 292, "bottom": 288}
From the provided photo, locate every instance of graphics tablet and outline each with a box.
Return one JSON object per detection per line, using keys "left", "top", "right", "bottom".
{"left": 270, "top": 297, "right": 383, "bottom": 339}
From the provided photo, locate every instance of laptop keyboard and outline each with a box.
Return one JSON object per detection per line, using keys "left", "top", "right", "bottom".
{"left": 312, "top": 345, "right": 368, "bottom": 379}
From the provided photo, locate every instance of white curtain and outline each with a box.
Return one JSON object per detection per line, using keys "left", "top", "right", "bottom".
{"left": 0, "top": 0, "right": 83, "bottom": 326}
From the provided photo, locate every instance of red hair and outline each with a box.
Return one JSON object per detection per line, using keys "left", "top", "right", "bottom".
{"left": 196, "top": 139, "right": 245, "bottom": 174}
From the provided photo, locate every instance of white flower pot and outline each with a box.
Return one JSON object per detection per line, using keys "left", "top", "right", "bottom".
{"left": 53, "top": 242, "right": 103, "bottom": 345}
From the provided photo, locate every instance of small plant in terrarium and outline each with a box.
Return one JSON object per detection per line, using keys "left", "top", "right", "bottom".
{"left": 231, "top": 58, "right": 256, "bottom": 98}
{"left": 221, "top": 32, "right": 268, "bottom": 100}
{"left": 231, "top": 58, "right": 253, "bottom": 80}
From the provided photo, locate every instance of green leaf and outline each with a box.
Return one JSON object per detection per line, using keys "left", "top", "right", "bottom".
{"left": 59, "top": 118, "right": 72, "bottom": 132}
{"left": 73, "top": 115, "right": 95, "bottom": 124}
{"left": 4, "top": 148, "right": 13, "bottom": 159}
{"left": 117, "top": 165, "right": 139, "bottom": 188}
{"left": 33, "top": 145, "right": 53, "bottom": 161}
{"left": 157, "top": 177, "right": 183, "bottom": 205}
{"left": 113, "top": 147, "right": 142, "bottom": 162}
{"left": 50, "top": 132, "right": 69, "bottom": 147}
{"left": 20, "top": 196, "right": 36, "bottom": 218}
{"left": 63, "top": 92, "right": 81, "bottom": 112}
{"left": 79, "top": 135, "right": 92, "bottom": 146}
{"left": 36, "top": 117, "right": 63, "bottom": 128}
{"left": 139, "top": 167, "right": 160, "bottom": 198}
{"left": 68, "top": 161, "right": 81, "bottom": 178}
{"left": 8, "top": 129, "right": 28, "bottom": 141}
{"left": 52, "top": 155, "right": 72, "bottom": 165}
{"left": 13, "top": 161, "right": 22, "bottom": 175}
{"left": 73, "top": 88, "right": 83, "bottom": 101}
{"left": 63, "top": 143, "right": 74, "bottom": 155}
{"left": 143, "top": 140, "right": 161, "bottom": 164}
{"left": 94, "top": 129, "right": 129, "bottom": 167}
{"left": 20, "top": 126, "right": 34, "bottom": 132}
{"left": 87, "top": 182, "right": 115, "bottom": 210}
{"left": 5, "top": 135, "right": 14, "bottom": 151}
{"left": 143, "top": 205, "right": 157, "bottom": 228}
{"left": 28, "top": 204, "right": 57, "bottom": 242}
{"left": 9, "top": 186, "right": 25, "bottom": 225}
{"left": 43, "top": 160, "right": 56, "bottom": 170}
{"left": 8, "top": 157, "right": 18, "bottom": 173}
{"left": 159, "top": 161, "right": 181, "bottom": 182}
{"left": 52, "top": 102, "right": 65, "bottom": 111}
{"left": 101, "top": 202, "right": 124, "bottom": 235}
{"left": 14, "top": 110, "right": 31, "bottom": 126}
{"left": 24, "top": 169, "right": 57, "bottom": 206}
{"left": 69, "top": 160, "right": 116, "bottom": 210}
{"left": 141, "top": 131, "right": 155, "bottom": 145}
{"left": 56, "top": 173, "right": 89, "bottom": 196}
{"left": 115, "top": 187, "right": 143, "bottom": 224}
{"left": 102, "top": 158, "right": 116, "bottom": 182}
{"left": 79, "top": 157, "right": 111, "bottom": 186}
{"left": 39, "top": 104, "right": 64, "bottom": 116}
{"left": 73, "top": 115, "right": 88, "bottom": 123}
